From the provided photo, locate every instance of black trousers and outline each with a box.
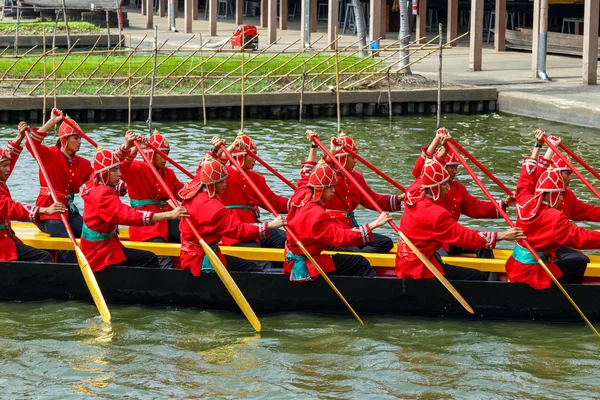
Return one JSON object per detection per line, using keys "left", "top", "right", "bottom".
{"left": 440, "top": 245, "right": 494, "bottom": 259}
{"left": 112, "top": 247, "right": 161, "bottom": 268}
{"left": 234, "top": 228, "right": 287, "bottom": 270}
{"left": 329, "top": 253, "right": 376, "bottom": 277}
{"left": 555, "top": 246, "right": 589, "bottom": 284}
{"left": 329, "top": 233, "right": 394, "bottom": 254}
{"left": 37, "top": 212, "right": 83, "bottom": 263}
{"left": 224, "top": 254, "right": 262, "bottom": 271}
{"left": 146, "top": 220, "right": 182, "bottom": 269}
{"left": 438, "top": 254, "right": 488, "bottom": 280}
{"left": 14, "top": 240, "right": 54, "bottom": 263}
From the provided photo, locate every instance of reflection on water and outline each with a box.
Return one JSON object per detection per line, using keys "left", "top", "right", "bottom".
{"left": 1, "top": 114, "right": 600, "bottom": 397}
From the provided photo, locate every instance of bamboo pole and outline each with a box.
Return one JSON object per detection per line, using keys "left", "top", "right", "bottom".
{"left": 200, "top": 33, "right": 206, "bottom": 126}
{"left": 13, "top": 45, "right": 56, "bottom": 95}
{"left": 334, "top": 27, "right": 340, "bottom": 134}
{"left": 14, "top": 1, "right": 19, "bottom": 55}
{"left": 146, "top": 36, "right": 199, "bottom": 94}
{"left": 387, "top": 67, "right": 392, "bottom": 121}
{"left": 43, "top": 28, "right": 47, "bottom": 121}
{"left": 128, "top": 35, "right": 132, "bottom": 129}
{"left": 299, "top": 63, "right": 306, "bottom": 123}
{"left": 61, "top": 0, "right": 71, "bottom": 48}
{"left": 437, "top": 22, "right": 442, "bottom": 129}
{"left": 1, "top": 46, "right": 38, "bottom": 81}
{"left": 148, "top": 25, "right": 158, "bottom": 136}
{"left": 48, "top": 37, "right": 100, "bottom": 96}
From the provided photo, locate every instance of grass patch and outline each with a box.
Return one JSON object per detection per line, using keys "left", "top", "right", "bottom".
{"left": 0, "top": 20, "right": 102, "bottom": 35}
{"left": 0, "top": 52, "right": 385, "bottom": 95}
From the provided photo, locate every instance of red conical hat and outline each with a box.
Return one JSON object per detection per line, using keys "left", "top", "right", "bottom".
{"left": 421, "top": 158, "right": 450, "bottom": 201}
{"left": 308, "top": 159, "right": 337, "bottom": 201}
{"left": 551, "top": 154, "right": 571, "bottom": 172}
{"left": 0, "top": 146, "right": 11, "bottom": 163}
{"left": 536, "top": 169, "right": 565, "bottom": 207}
{"left": 145, "top": 129, "right": 170, "bottom": 159}
{"left": 199, "top": 154, "right": 228, "bottom": 198}
{"left": 444, "top": 151, "right": 460, "bottom": 166}
{"left": 94, "top": 147, "right": 121, "bottom": 184}
{"left": 334, "top": 132, "right": 358, "bottom": 168}
{"left": 232, "top": 132, "right": 257, "bottom": 165}
{"left": 57, "top": 115, "right": 80, "bottom": 148}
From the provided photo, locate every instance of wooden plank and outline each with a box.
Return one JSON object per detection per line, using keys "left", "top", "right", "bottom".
{"left": 209, "top": 0, "right": 217, "bottom": 35}
{"left": 583, "top": 0, "right": 599, "bottom": 84}
{"left": 495, "top": 0, "right": 506, "bottom": 51}
{"left": 327, "top": 0, "right": 338, "bottom": 49}
{"left": 311, "top": 0, "right": 317, "bottom": 32}
{"left": 415, "top": 0, "right": 426, "bottom": 44}
{"left": 268, "top": 0, "right": 277, "bottom": 43}
{"left": 469, "top": 0, "right": 483, "bottom": 71}
{"left": 447, "top": 0, "right": 458, "bottom": 46}
{"left": 280, "top": 0, "right": 288, "bottom": 30}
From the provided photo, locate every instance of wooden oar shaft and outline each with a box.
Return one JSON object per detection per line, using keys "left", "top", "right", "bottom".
{"left": 24, "top": 128, "right": 111, "bottom": 323}
{"left": 218, "top": 144, "right": 364, "bottom": 326}
{"left": 447, "top": 141, "right": 600, "bottom": 339}
{"left": 342, "top": 144, "right": 406, "bottom": 193}
{"left": 144, "top": 142, "right": 195, "bottom": 179}
{"left": 450, "top": 139, "right": 514, "bottom": 196}
{"left": 560, "top": 144, "right": 600, "bottom": 181}
{"left": 133, "top": 140, "right": 261, "bottom": 332}
{"left": 545, "top": 139, "right": 600, "bottom": 201}
{"left": 313, "top": 136, "right": 474, "bottom": 314}
{"left": 53, "top": 110, "right": 99, "bottom": 148}
{"left": 245, "top": 151, "right": 297, "bottom": 190}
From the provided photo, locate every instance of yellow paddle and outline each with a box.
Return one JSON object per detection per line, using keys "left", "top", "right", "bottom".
{"left": 133, "top": 140, "right": 261, "bottom": 332}
{"left": 24, "top": 128, "right": 112, "bottom": 323}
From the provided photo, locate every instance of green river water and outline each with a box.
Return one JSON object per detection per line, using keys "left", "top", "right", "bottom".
{"left": 1, "top": 114, "right": 600, "bottom": 398}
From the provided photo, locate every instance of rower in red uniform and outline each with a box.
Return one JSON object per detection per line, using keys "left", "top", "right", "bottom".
{"left": 283, "top": 130, "right": 392, "bottom": 281}
{"left": 534, "top": 135, "right": 600, "bottom": 269}
{"left": 179, "top": 153, "right": 286, "bottom": 276}
{"left": 324, "top": 133, "right": 402, "bottom": 253}
{"left": 80, "top": 141, "right": 188, "bottom": 273}
{"left": 412, "top": 128, "right": 516, "bottom": 259}
{"left": 120, "top": 130, "right": 184, "bottom": 269}
{"left": 0, "top": 123, "right": 67, "bottom": 263}
{"left": 25, "top": 109, "right": 93, "bottom": 262}
{"left": 396, "top": 136, "right": 524, "bottom": 280}
{"left": 505, "top": 131, "right": 600, "bottom": 289}
{"left": 209, "top": 133, "right": 289, "bottom": 269}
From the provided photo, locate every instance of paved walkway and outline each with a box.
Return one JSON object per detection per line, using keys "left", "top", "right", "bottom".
{"left": 121, "top": 6, "right": 600, "bottom": 128}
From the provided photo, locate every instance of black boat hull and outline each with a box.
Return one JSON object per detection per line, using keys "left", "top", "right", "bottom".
{"left": 0, "top": 261, "right": 598, "bottom": 321}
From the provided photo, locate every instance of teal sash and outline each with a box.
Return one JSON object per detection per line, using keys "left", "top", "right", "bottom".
{"left": 227, "top": 205, "right": 260, "bottom": 219}
{"left": 346, "top": 211, "right": 359, "bottom": 228}
{"left": 130, "top": 199, "right": 166, "bottom": 208}
{"left": 0, "top": 222, "right": 7, "bottom": 231}
{"left": 201, "top": 244, "right": 220, "bottom": 273}
{"left": 286, "top": 252, "right": 312, "bottom": 282}
{"left": 512, "top": 243, "right": 549, "bottom": 264}
{"left": 82, "top": 223, "right": 116, "bottom": 241}
{"left": 67, "top": 193, "right": 79, "bottom": 214}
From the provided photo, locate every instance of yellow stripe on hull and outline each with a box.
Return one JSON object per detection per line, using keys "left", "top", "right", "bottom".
{"left": 10, "top": 223, "right": 600, "bottom": 277}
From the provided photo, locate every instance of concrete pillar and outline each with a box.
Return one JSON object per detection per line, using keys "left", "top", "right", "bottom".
{"left": 193, "top": 0, "right": 198, "bottom": 19}
{"left": 469, "top": 0, "right": 483, "bottom": 71}
{"left": 531, "top": 0, "right": 540, "bottom": 77}
{"left": 159, "top": 0, "right": 166, "bottom": 17}
{"left": 370, "top": 0, "right": 382, "bottom": 45}
{"left": 236, "top": 0, "right": 243, "bottom": 24}
{"left": 261, "top": 0, "right": 268, "bottom": 26}
{"left": 447, "top": 0, "right": 457, "bottom": 46}
{"left": 327, "top": 0, "right": 338, "bottom": 49}
{"left": 583, "top": 0, "right": 599, "bottom": 84}
{"left": 381, "top": 0, "right": 386, "bottom": 36}
{"left": 209, "top": 0, "right": 217, "bottom": 35}
{"left": 268, "top": 0, "right": 277, "bottom": 42}
{"left": 146, "top": 0, "right": 153, "bottom": 28}
{"left": 280, "top": 0, "right": 288, "bottom": 30}
{"left": 415, "top": 0, "right": 426, "bottom": 43}
{"left": 495, "top": 0, "right": 506, "bottom": 51}
{"left": 301, "top": 0, "right": 309, "bottom": 46}
{"left": 185, "top": 0, "right": 193, "bottom": 32}
{"left": 142, "top": 0, "right": 146, "bottom": 16}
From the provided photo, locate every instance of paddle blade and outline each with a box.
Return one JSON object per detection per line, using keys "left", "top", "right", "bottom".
{"left": 75, "top": 246, "right": 112, "bottom": 323}
{"left": 199, "top": 239, "right": 262, "bottom": 333}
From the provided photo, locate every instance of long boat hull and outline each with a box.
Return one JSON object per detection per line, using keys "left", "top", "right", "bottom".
{"left": 1, "top": 260, "right": 599, "bottom": 321}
